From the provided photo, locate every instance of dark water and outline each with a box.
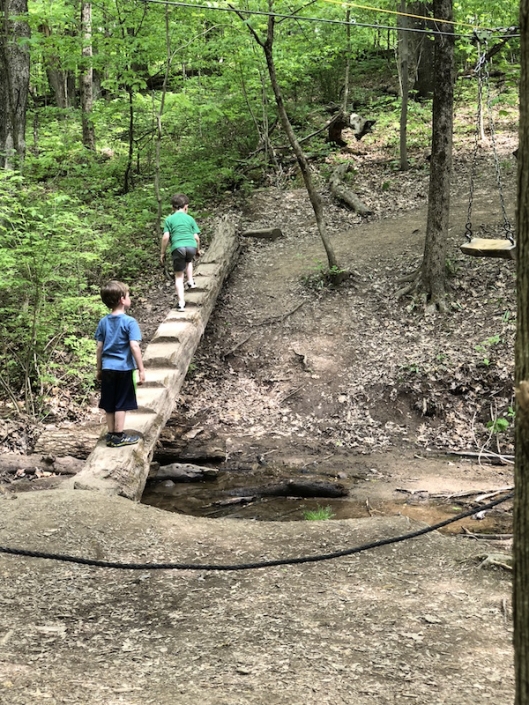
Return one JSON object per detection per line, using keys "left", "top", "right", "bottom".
{"left": 141, "top": 467, "right": 512, "bottom": 535}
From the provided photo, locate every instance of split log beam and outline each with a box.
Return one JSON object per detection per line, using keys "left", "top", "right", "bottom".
{"left": 67, "top": 216, "right": 240, "bottom": 501}
{"left": 329, "top": 162, "right": 372, "bottom": 216}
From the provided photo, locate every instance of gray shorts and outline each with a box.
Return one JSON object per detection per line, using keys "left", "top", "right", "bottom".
{"left": 172, "top": 247, "right": 197, "bottom": 273}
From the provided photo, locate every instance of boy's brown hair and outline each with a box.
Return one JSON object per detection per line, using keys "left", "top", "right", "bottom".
{"left": 171, "top": 193, "right": 189, "bottom": 210}
{"left": 101, "top": 280, "right": 129, "bottom": 310}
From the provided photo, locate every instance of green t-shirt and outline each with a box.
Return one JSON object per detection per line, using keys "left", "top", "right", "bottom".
{"left": 163, "top": 211, "right": 200, "bottom": 251}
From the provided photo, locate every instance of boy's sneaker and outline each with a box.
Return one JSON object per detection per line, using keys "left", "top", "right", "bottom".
{"left": 107, "top": 433, "right": 141, "bottom": 448}
{"left": 186, "top": 280, "right": 197, "bottom": 289}
{"left": 177, "top": 302, "right": 186, "bottom": 312}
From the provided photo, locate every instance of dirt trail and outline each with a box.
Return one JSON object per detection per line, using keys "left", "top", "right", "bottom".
{"left": 0, "top": 489, "right": 514, "bottom": 705}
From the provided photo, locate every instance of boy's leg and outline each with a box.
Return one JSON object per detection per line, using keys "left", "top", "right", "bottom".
{"left": 175, "top": 272, "right": 185, "bottom": 308}
{"left": 106, "top": 372, "right": 140, "bottom": 447}
{"left": 186, "top": 260, "right": 194, "bottom": 286}
{"left": 106, "top": 412, "right": 116, "bottom": 432}
{"left": 113, "top": 410, "right": 126, "bottom": 433}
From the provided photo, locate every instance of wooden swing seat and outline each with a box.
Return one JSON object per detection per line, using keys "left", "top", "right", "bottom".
{"left": 460, "top": 237, "right": 516, "bottom": 260}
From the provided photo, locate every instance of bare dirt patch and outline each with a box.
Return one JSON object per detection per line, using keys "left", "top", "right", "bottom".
{"left": 0, "top": 490, "right": 514, "bottom": 704}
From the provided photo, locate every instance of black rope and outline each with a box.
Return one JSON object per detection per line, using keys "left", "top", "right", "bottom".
{"left": 0, "top": 492, "right": 513, "bottom": 572}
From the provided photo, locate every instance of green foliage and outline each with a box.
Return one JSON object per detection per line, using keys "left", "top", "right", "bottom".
{"left": 486, "top": 406, "right": 515, "bottom": 434}
{"left": 475, "top": 335, "right": 502, "bottom": 366}
{"left": 0, "top": 171, "right": 109, "bottom": 414}
{"left": 487, "top": 417, "right": 510, "bottom": 434}
{"left": 303, "top": 505, "right": 335, "bottom": 521}
{"left": 300, "top": 261, "right": 348, "bottom": 290}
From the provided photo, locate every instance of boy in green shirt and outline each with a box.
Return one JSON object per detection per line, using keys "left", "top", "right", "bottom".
{"left": 160, "top": 193, "right": 201, "bottom": 312}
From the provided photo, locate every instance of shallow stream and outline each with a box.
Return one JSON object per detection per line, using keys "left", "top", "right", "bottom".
{"left": 141, "top": 465, "right": 512, "bottom": 536}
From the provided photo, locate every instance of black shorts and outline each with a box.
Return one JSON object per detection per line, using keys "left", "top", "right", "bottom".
{"left": 172, "top": 246, "right": 197, "bottom": 273}
{"left": 99, "top": 369, "right": 138, "bottom": 413}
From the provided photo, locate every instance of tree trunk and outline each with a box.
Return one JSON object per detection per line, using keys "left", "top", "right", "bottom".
{"left": 514, "top": 4, "right": 529, "bottom": 701}
{"left": 408, "top": 2, "right": 435, "bottom": 98}
{"left": 123, "top": 86, "right": 134, "bottom": 193}
{"left": 80, "top": 1, "right": 96, "bottom": 150}
{"left": 342, "top": 10, "right": 351, "bottom": 113}
{"left": 154, "top": 6, "right": 171, "bottom": 229}
{"left": 38, "top": 23, "right": 69, "bottom": 109}
{"left": 398, "top": 0, "right": 409, "bottom": 171}
{"left": 420, "top": 0, "right": 454, "bottom": 311}
{"left": 0, "top": 0, "right": 30, "bottom": 169}
{"left": 261, "top": 15, "right": 340, "bottom": 274}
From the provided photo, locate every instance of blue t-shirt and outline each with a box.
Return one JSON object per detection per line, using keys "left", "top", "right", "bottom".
{"left": 95, "top": 313, "right": 142, "bottom": 371}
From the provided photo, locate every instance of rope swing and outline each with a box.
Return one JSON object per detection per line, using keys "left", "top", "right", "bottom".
{"left": 460, "top": 31, "right": 516, "bottom": 261}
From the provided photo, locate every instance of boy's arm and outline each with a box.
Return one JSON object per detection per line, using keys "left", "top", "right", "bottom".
{"left": 130, "top": 341, "right": 145, "bottom": 385}
{"left": 160, "top": 231, "right": 170, "bottom": 265}
{"left": 96, "top": 341, "right": 103, "bottom": 381}
{"left": 194, "top": 232, "right": 202, "bottom": 256}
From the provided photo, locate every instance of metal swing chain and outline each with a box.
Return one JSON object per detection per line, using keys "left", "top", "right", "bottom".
{"left": 483, "top": 59, "right": 516, "bottom": 244}
{"left": 464, "top": 49, "right": 485, "bottom": 242}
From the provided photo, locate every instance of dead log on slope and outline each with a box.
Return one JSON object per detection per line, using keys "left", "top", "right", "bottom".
{"left": 329, "top": 162, "right": 372, "bottom": 216}
{"left": 241, "top": 227, "right": 284, "bottom": 240}
{"left": 226, "top": 479, "right": 348, "bottom": 499}
{"left": 0, "top": 452, "right": 84, "bottom": 476}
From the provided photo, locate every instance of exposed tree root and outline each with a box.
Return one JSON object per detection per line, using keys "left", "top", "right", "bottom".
{"left": 395, "top": 263, "right": 448, "bottom": 312}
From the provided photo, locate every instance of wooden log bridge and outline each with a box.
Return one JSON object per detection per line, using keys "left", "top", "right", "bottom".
{"left": 70, "top": 216, "right": 239, "bottom": 501}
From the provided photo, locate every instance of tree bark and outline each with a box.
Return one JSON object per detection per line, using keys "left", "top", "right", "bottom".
{"left": 262, "top": 28, "right": 339, "bottom": 271}
{"left": 241, "top": 227, "right": 284, "bottom": 240}
{"left": 0, "top": 0, "right": 30, "bottom": 168}
{"left": 514, "top": 3, "right": 529, "bottom": 701}
{"left": 33, "top": 427, "right": 102, "bottom": 459}
{"left": 342, "top": 10, "right": 351, "bottom": 114}
{"left": 80, "top": 2, "right": 96, "bottom": 150}
{"left": 420, "top": 0, "right": 454, "bottom": 311}
{"left": 398, "top": 0, "right": 409, "bottom": 171}
{"left": 38, "top": 23, "right": 69, "bottom": 109}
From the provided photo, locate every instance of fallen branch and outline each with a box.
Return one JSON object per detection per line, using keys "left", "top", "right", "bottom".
{"left": 461, "top": 528, "right": 513, "bottom": 540}
{"left": 329, "top": 162, "right": 372, "bottom": 216}
{"left": 430, "top": 485, "right": 514, "bottom": 501}
{"left": 254, "top": 301, "right": 306, "bottom": 327}
{"left": 226, "top": 479, "right": 348, "bottom": 499}
{"left": 447, "top": 450, "right": 514, "bottom": 465}
{"left": 280, "top": 385, "right": 305, "bottom": 404}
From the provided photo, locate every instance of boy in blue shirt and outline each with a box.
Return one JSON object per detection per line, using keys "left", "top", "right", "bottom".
{"left": 160, "top": 193, "right": 201, "bottom": 312}
{"left": 95, "top": 281, "right": 145, "bottom": 447}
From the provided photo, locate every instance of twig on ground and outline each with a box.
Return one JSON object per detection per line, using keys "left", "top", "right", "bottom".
{"left": 461, "top": 527, "right": 513, "bottom": 540}
{"left": 254, "top": 301, "right": 306, "bottom": 327}
{"left": 447, "top": 450, "right": 514, "bottom": 465}
{"left": 222, "top": 333, "right": 254, "bottom": 359}
{"left": 280, "top": 385, "right": 305, "bottom": 403}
